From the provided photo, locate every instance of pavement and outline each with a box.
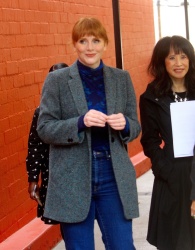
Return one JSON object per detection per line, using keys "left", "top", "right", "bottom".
{"left": 52, "top": 169, "right": 156, "bottom": 250}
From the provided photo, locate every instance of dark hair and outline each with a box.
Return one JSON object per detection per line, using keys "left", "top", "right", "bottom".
{"left": 148, "top": 35, "right": 195, "bottom": 96}
{"left": 49, "top": 62, "right": 68, "bottom": 72}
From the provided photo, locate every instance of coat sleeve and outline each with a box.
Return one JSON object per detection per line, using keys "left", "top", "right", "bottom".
{"left": 26, "top": 107, "right": 49, "bottom": 182}
{"left": 37, "top": 71, "right": 85, "bottom": 145}
{"left": 119, "top": 71, "right": 141, "bottom": 143}
{"left": 139, "top": 93, "right": 173, "bottom": 181}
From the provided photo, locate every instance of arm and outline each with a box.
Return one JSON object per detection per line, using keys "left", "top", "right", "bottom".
{"left": 37, "top": 72, "right": 85, "bottom": 145}
{"left": 26, "top": 108, "right": 42, "bottom": 182}
{"left": 139, "top": 94, "right": 173, "bottom": 180}
{"left": 107, "top": 71, "right": 140, "bottom": 143}
{"left": 26, "top": 107, "right": 47, "bottom": 205}
{"left": 122, "top": 72, "right": 141, "bottom": 142}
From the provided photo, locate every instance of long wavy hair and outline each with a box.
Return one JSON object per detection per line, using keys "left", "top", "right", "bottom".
{"left": 148, "top": 35, "right": 195, "bottom": 97}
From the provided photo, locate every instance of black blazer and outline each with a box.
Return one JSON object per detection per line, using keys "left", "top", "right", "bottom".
{"left": 140, "top": 82, "right": 195, "bottom": 248}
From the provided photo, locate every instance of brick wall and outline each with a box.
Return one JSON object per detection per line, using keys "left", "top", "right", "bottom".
{"left": 120, "top": 0, "right": 155, "bottom": 156}
{"left": 0, "top": 0, "right": 155, "bottom": 243}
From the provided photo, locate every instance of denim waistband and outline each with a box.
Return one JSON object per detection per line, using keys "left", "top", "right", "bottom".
{"left": 92, "top": 150, "right": 111, "bottom": 159}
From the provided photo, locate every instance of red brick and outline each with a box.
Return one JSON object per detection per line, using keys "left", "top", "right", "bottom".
{"left": 13, "top": 9, "right": 25, "bottom": 22}
{"left": 17, "top": 124, "right": 29, "bottom": 139}
{"left": 4, "top": 128, "right": 17, "bottom": 144}
{"left": 0, "top": 133, "right": 4, "bottom": 147}
{"left": 10, "top": 48, "right": 22, "bottom": 61}
{"left": 24, "top": 10, "right": 35, "bottom": 22}
{"left": 7, "top": 88, "right": 19, "bottom": 102}
{"left": 20, "top": 23, "right": 31, "bottom": 34}
{"left": 6, "top": 61, "right": 19, "bottom": 75}
{"left": 12, "top": 100, "right": 25, "bottom": 114}
{"left": 0, "top": 8, "right": 2, "bottom": 20}
{"left": 9, "top": 22, "right": 21, "bottom": 35}
{"left": 0, "top": 118, "right": 10, "bottom": 133}
{"left": 0, "top": 90, "right": 8, "bottom": 105}
{"left": 0, "top": 103, "right": 14, "bottom": 119}
{"left": 60, "top": 13, "right": 68, "bottom": 23}
{"left": 15, "top": 34, "right": 27, "bottom": 47}
{"left": 25, "top": 34, "right": 37, "bottom": 46}
{"left": 18, "top": 149, "right": 28, "bottom": 164}
{"left": 29, "top": 0, "right": 39, "bottom": 10}
{"left": 18, "top": 0, "right": 30, "bottom": 9}
{"left": 13, "top": 74, "right": 25, "bottom": 88}
{"left": 24, "top": 72, "right": 35, "bottom": 86}
{"left": 0, "top": 167, "right": 15, "bottom": 191}
{"left": 2, "top": 9, "right": 14, "bottom": 22}
{"left": 38, "top": 58, "right": 48, "bottom": 70}
{"left": 10, "top": 138, "right": 24, "bottom": 154}
{"left": 0, "top": 22, "right": 10, "bottom": 35}
{"left": 0, "top": 215, "right": 13, "bottom": 238}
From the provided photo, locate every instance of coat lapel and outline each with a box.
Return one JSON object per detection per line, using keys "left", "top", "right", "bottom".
{"left": 68, "top": 63, "right": 89, "bottom": 115}
{"left": 67, "top": 63, "right": 117, "bottom": 116}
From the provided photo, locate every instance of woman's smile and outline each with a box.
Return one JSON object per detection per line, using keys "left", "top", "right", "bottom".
{"left": 74, "top": 35, "right": 107, "bottom": 69}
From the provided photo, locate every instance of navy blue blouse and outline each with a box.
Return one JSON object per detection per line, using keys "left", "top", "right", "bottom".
{"left": 77, "top": 60, "right": 129, "bottom": 152}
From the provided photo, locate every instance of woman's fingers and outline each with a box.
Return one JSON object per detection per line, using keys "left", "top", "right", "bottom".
{"left": 107, "top": 113, "right": 126, "bottom": 130}
{"left": 84, "top": 110, "right": 107, "bottom": 127}
{"left": 84, "top": 111, "right": 126, "bottom": 130}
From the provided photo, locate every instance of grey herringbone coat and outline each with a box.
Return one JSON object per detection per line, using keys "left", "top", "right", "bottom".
{"left": 37, "top": 61, "right": 141, "bottom": 223}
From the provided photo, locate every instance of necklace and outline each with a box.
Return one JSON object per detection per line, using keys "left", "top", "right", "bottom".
{"left": 173, "top": 91, "right": 188, "bottom": 102}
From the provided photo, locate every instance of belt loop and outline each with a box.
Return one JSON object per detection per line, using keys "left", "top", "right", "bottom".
{"left": 92, "top": 150, "right": 111, "bottom": 159}
{"left": 93, "top": 151, "right": 96, "bottom": 158}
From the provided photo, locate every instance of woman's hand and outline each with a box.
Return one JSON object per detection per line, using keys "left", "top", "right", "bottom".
{"left": 84, "top": 109, "right": 107, "bottom": 127}
{"left": 191, "top": 200, "right": 195, "bottom": 219}
{"left": 107, "top": 113, "right": 126, "bottom": 130}
{"left": 28, "top": 182, "right": 42, "bottom": 206}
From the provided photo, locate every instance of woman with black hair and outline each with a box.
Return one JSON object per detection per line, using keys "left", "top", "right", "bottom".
{"left": 49, "top": 62, "right": 68, "bottom": 73}
{"left": 140, "top": 36, "right": 195, "bottom": 250}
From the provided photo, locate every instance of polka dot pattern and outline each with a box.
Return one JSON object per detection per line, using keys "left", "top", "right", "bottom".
{"left": 26, "top": 107, "right": 59, "bottom": 224}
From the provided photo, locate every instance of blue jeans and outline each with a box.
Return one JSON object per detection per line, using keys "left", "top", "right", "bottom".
{"left": 60, "top": 150, "right": 136, "bottom": 250}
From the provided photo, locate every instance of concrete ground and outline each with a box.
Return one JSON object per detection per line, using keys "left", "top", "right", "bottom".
{"left": 52, "top": 169, "right": 156, "bottom": 250}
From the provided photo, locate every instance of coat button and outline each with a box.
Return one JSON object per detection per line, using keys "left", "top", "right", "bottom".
{"left": 111, "top": 137, "right": 115, "bottom": 143}
{"left": 68, "top": 138, "right": 73, "bottom": 142}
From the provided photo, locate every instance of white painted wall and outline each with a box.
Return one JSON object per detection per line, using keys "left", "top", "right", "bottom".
{"left": 153, "top": 0, "right": 195, "bottom": 48}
